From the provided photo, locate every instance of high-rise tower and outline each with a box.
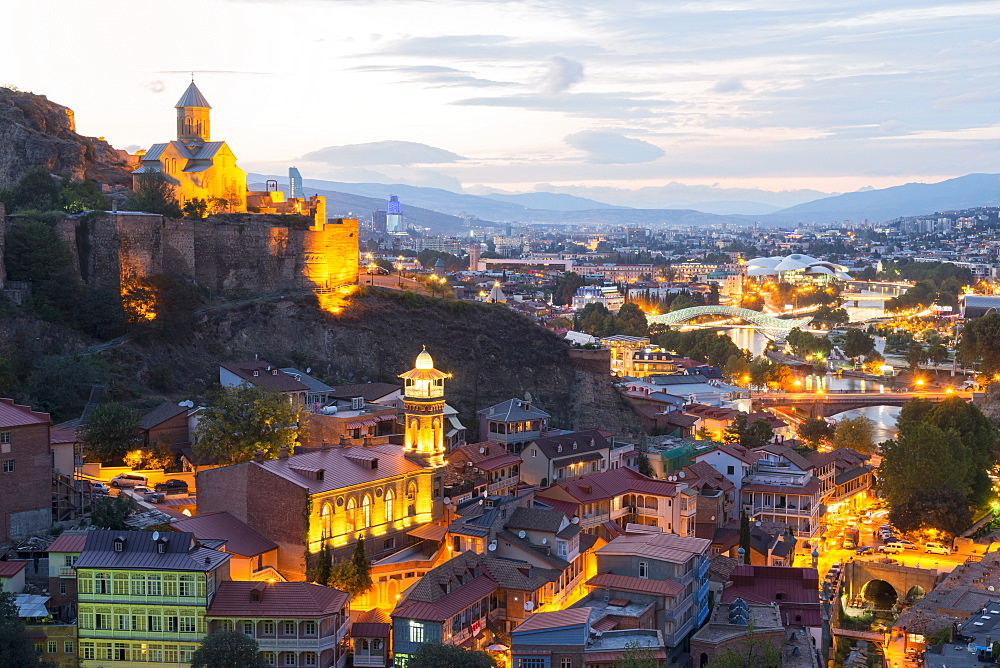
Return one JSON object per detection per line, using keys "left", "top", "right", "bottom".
{"left": 175, "top": 81, "right": 211, "bottom": 144}
{"left": 398, "top": 348, "right": 449, "bottom": 468}
{"left": 386, "top": 195, "right": 404, "bottom": 234}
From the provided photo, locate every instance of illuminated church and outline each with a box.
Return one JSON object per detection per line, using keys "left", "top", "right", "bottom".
{"left": 133, "top": 81, "right": 247, "bottom": 211}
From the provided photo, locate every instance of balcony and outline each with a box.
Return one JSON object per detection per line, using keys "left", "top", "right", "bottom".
{"left": 747, "top": 505, "right": 814, "bottom": 517}
{"left": 257, "top": 636, "right": 337, "bottom": 651}
{"left": 59, "top": 567, "right": 76, "bottom": 577}
{"left": 487, "top": 476, "right": 518, "bottom": 494}
{"left": 354, "top": 653, "right": 387, "bottom": 667}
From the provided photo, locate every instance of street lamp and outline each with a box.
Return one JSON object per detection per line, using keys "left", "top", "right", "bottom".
{"left": 397, "top": 255, "right": 404, "bottom": 287}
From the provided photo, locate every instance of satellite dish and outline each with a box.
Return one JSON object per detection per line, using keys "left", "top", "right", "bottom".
{"left": 488, "top": 543, "right": 497, "bottom": 551}
{"left": 524, "top": 601, "right": 534, "bottom": 611}
{"left": 518, "top": 530, "right": 526, "bottom": 539}
{"left": 541, "top": 538, "right": 548, "bottom": 544}
{"left": 444, "top": 497, "right": 452, "bottom": 506}
{"left": 711, "top": 516, "right": 716, "bottom": 521}
{"left": 677, "top": 471, "right": 685, "bottom": 479}
{"left": 755, "top": 521, "right": 762, "bottom": 526}
{"left": 480, "top": 448, "right": 486, "bottom": 454}
{"left": 152, "top": 531, "right": 160, "bottom": 541}
{"left": 572, "top": 517, "right": 580, "bottom": 524}
{"left": 306, "top": 367, "right": 312, "bottom": 374}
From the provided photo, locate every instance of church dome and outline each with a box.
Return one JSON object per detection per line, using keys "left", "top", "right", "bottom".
{"left": 415, "top": 349, "right": 435, "bottom": 370}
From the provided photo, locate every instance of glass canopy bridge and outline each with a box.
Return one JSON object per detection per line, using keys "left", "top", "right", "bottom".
{"left": 646, "top": 306, "right": 813, "bottom": 341}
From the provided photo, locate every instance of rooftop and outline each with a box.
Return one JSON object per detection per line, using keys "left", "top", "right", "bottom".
{"left": 74, "top": 530, "right": 231, "bottom": 572}
{"left": 596, "top": 532, "right": 710, "bottom": 563}
{"left": 220, "top": 361, "right": 310, "bottom": 393}
{"left": 248, "top": 444, "right": 426, "bottom": 494}
{"left": 0, "top": 398, "right": 50, "bottom": 429}
{"left": 169, "top": 511, "right": 278, "bottom": 558}
{"left": 207, "top": 581, "right": 349, "bottom": 618}
{"left": 478, "top": 398, "right": 551, "bottom": 422}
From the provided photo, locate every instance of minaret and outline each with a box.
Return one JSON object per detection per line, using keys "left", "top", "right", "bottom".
{"left": 175, "top": 81, "right": 211, "bottom": 144}
{"left": 398, "top": 348, "right": 449, "bottom": 468}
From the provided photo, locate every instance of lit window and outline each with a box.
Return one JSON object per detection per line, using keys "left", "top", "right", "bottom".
{"left": 320, "top": 504, "right": 332, "bottom": 539}
{"left": 384, "top": 489, "right": 395, "bottom": 523}
{"left": 361, "top": 495, "right": 372, "bottom": 529}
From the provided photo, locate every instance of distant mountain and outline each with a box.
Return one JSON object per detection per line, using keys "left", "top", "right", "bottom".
{"left": 764, "top": 173, "right": 1000, "bottom": 223}
{"left": 482, "top": 192, "right": 629, "bottom": 211}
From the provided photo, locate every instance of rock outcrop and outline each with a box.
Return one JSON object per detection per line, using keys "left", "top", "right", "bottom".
{"left": 0, "top": 87, "right": 131, "bottom": 189}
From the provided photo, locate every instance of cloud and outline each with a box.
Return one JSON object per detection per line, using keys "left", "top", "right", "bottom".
{"left": 712, "top": 77, "right": 746, "bottom": 93}
{"left": 540, "top": 56, "right": 584, "bottom": 94}
{"left": 454, "top": 92, "right": 675, "bottom": 119}
{"left": 144, "top": 80, "right": 165, "bottom": 93}
{"left": 302, "top": 141, "right": 466, "bottom": 166}
{"left": 565, "top": 130, "right": 665, "bottom": 164}
{"left": 352, "top": 64, "right": 513, "bottom": 88}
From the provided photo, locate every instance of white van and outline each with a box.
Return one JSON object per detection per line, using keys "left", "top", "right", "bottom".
{"left": 110, "top": 473, "right": 148, "bottom": 488}
{"left": 925, "top": 542, "right": 951, "bottom": 555}
{"left": 880, "top": 543, "right": 904, "bottom": 554}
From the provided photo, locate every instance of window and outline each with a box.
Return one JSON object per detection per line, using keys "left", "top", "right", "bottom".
{"left": 284, "top": 652, "right": 296, "bottom": 666}
{"left": 117, "top": 614, "right": 129, "bottom": 630}
{"left": 48, "top": 641, "right": 57, "bottom": 654}
{"left": 0, "top": 431, "right": 9, "bottom": 443}
{"left": 64, "top": 642, "right": 74, "bottom": 654}
{"left": 638, "top": 561, "right": 648, "bottom": 579}
{"left": 179, "top": 575, "right": 195, "bottom": 596}
{"left": 59, "top": 582, "right": 67, "bottom": 594}
{"left": 383, "top": 537, "right": 396, "bottom": 551}
{"left": 148, "top": 615, "right": 162, "bottom": 632}
{"left": 283, "top": 621, "right": 296, "bottom": 636}
{"left": 384, "top": 489, "right": 395, "bottom": 523}
{"left": 361, "top": 494, "right": 372, "bottom": 529}
{"left": 346, "top": 498, "right": 357, "bottom": 532}
{"left": 220, "top": 620, "right": 234, "bottom": 632}
{"left": 82, "top": 643, "right": 95, "bottom": 660}
{"left": 147, "top": 575, "right": 162, "bottom": 596}
{"left": 303, "top": 652, "right": 317, "bottom": 666}
{"left": 517, "top": 659, "right": 546, "bottom": 668}
{"left": 727, "top": 465, "right": 735, "bottom": 475}
{"left": 243, "top": 621, "right": 254, "bottom": 636}
{"left": 2, "top": 460, "right": 13, "bottom": 473}
{"left": 303, "top": 620, "right": 317, "bottom": 636}
{"left": 561, "top": 659, "right": 572, "bottom": 668}
{"left": 166, "top": 616, "right": 178, "bottom": 633}
{"left": 321, "top": 503, "right": 332, "bottom": 539}
{"left": 263, "top": 653, "right": 275, "bottom": 666}
{"left": 263, "top": 621, "right": 275, "bottom": 635}
{"left": 63, "top": 555, "right": 74, "bottom": 566}
{"left": 131, "top": 575, "right": 145, "bottom": 596}
{"left": 433, "top": 476, "right": 442, "bottom": 499}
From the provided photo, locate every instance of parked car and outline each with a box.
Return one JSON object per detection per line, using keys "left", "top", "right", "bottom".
{"left": 110, "top": 473, "right": 148, "bottom": 488}
{"left": 879, "top": 544, "right": 904, "bottom": 554}
{"left": 855, "top": 546, "right": 874, "bottom": 555}
{"left": 90, "top": 482, "right": 110, "bottom": 495}
{"left": 925, "top": 542, "right": 951, "bottom": 555}
{"left": 154, "top": 479, "right": 189, "bottom": 494}
{"left": 892, "top": 540, "right": 917, "bottom": 550}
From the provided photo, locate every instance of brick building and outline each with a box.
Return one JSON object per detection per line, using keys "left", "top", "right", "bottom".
{"left": 0, "top": 399, "right": 52, "bottom": 543}
{"left": 46, "top": 534, "right": 87, "bottom": 621}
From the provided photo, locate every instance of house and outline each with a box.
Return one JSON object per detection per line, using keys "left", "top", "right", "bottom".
{"left": 280, "top": 368, "right": 336, "bottom": 407}
{"left": 46, "top": 534, "right": 88, "bottom": 622}
{"left": 477, "top": 399, "right": 551, "bottom": 454}
{"left": 535, "top": 467, "right": 697, "bottom": 541}
{"left": 0, "top": 398, "right": 53, "bottom": 543}
{"left": 690, "top": 599, "right": 796, "bottom": 668}
{"left": 327, "top": 383, "right": 403, "bottom": 407}
{"left": 26, "top": 621, "right": 77, "bottom": 668}
{"left": 740, "top": 450, "right": 823, "bottom": 540}
{"left": 139, "top": 402, "right": 190, "bottom": 447}
{"left": 719, "top": 565, "right": 825, "bottom": 650}
{"left": 446, "top": 442, "right": 522, "bottom": 500}
{"left": 691, "top": 442, "right": 761, "bottom": 502}
{"left": 0, "top": 560, "right": 26, "bottom": 593}
{"left": 352, "top": 608, "right": 391, "bottom": 668}
{"left": 197, "top": 444, "right": 445, "bottom": 579}
{"left": 576, "top": 532, "right": 711, "bottom": 663}
{"left": 75, "top": 529, "right": 232, "bottom": 667}
{"left": 624, "top": 376, "right": 750, "bottom": 410}
{"left": 510, "top": 607, "right": 667, "bottom": 668}
{"left": 219, "top": 361, "right": 310, "bottom": 405}
{"left": 520, "top": 429, "right": 631, "bottom": 487}
{"left": 206, "top": 581, "right": 351, "bottom": 668}
{"left": 170, "top": 511, "right": 282, "bottom": 581}
{"left": 303, "top": 400, "right": 400, "bottom": 448}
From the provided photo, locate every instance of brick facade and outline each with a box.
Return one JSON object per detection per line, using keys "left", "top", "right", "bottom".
{"left": 0, "top": 403, "right": 52, "bottom": 544}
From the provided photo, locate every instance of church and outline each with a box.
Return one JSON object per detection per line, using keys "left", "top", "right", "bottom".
{"left": 133, "top": 81, "right": 247, "bottom": 211}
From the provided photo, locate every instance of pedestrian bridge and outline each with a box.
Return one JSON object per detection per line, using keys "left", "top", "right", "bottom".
{"left": 753, "top": 390, "right": 972, "bottom": 418}
{"left": 647, "top": 306, "right": 813, "bottom": 339}
{"left": 842, "top": 560, "right": 942, "bottom": 605}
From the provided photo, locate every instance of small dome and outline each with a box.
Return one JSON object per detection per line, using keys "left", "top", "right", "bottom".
{"left": 415, "top": 349, "right": 434, "bottom": 370}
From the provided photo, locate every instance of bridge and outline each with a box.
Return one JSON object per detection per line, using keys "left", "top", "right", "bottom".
{"left": 647, "top": 306, "right": 812, "bottom": 339}
{"left": 842, "top": 560, "right": 942, "bottom": 605}
{"left": 753, "top": 390, "right": 972, "bottom": 418}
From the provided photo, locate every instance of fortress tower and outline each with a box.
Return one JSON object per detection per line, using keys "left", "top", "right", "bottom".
{"left": 399, "top": 348, "right": 449, "bottom": 468}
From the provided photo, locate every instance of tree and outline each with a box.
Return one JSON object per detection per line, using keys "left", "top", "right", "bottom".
{"left": 705, "top": 622, "right": 782, "bottom": 668}
{"left": 125, "top": 172, "right": 182, "bottom": 218}
{"left": 961, "top": 312, "right": 1000, "bottom": 375}
{"left": 831, "top": 417, "right": 876, "bottom": 455}
{"left": 3, "top": 165, "right": 63, "bottom": 212}
{"left": 797, "top": 418, "right": 834, "bottom": 448}
{"left": 927, "top": 342, "right": 948, "bottom": 373}
{"left": 890, "top": 488, "right": 973, "bottom": 536}
{"left": 785, "top": 328, "right": 831, "bottom": 360}
{"left": 80, "top": 403, "right": 142, "bottom": 464}
{"left": 182, "top": 197, "right": 208, "bottom": 219}
{"left": 615, "top": 303, "right": 649, "bottom": 337}
{"left": 314, "top": 544, "right": 332, "bottom": 587}
{"left": 880, "top": 422, "right": 970, "bottom": 521}
{"left": 723, "top": 415, "right": 773, "bottom": 449}
{"left": 137, "top": 273, "right": 207, "bottom": 341}
{"left": 90, "top": 494, "right": 137, "bottom": 530}
{"left": 636, "top": 452, "right": 654, "bottom": 477}
{"left": 906, "top": 342, "right": 926, "bottom": 373}
{"left": 193, "top": 385, "right": 302, "bottom": 465}
{"left": 722, "top": 354, "right": 751, "bottom": 385}
{"left": 739, "top": 511, "right": 751, "bottom": 564}
{"left": 552, "top": 272, "right": 584, "bottom": 306}
{"left": 408, "top": 643, "right": 496, "bottom": 668}
{"left": 921, "top": 397, "right": 996, "bottom": 506}
{"left": 4, "top": 216, "right": 86, "bottom": 324}
{"left": 613, "top": 641, "right": 660, "bottom": 668}
{"left": 329, "top": 538, "right": 373, "bottom": 597}
{"left": 0, "top": 589, "right": 51, "bottom": 668}
{"left": 843, "top": 328, "right": 875, "bottom": 363}
{"left": 190, "top": 630, "right": 266, "bottom": 668}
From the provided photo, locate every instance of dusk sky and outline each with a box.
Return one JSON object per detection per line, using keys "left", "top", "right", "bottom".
{"left": 7, "top": 0, "right": 1000, "bottom": 206}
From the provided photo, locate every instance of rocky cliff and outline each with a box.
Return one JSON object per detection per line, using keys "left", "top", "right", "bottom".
{"left": 0, "top": 87, "right": 131, "bottom": 189}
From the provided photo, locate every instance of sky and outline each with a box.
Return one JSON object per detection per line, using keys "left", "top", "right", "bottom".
{"left": 6, "top": 0, "right": 1000, "bottom": 206}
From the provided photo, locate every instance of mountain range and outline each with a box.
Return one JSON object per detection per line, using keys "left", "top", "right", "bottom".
{"left": 251, "top": 172, "right": 1000, "bottom": 232}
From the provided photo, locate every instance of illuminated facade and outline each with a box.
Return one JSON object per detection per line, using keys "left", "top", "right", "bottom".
{"left": 133, "top": 82, "right": 247, "bottom": 211}
{"left": 399, "top": 349, "right": 449, "bottom": 469}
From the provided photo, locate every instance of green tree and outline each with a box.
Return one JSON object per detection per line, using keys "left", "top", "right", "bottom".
{"left": 797, "top": 418, "right": 834, "bottom": 448}
{"left": 832, "top": 416, "right": 876, "bottom": 455}
{"left": 60, "top": 179, "right": 109, "bottom": 213}
{"left": 0, "top": 588, "right": 51, "bottom": 668}
{"left": 408, "top": 643, "right": 496, "bottom": 668}
{"left": 636, "top": 452, "right": 654, "bottom": 477}
{"left": 75, "top": 288, "right": 128, "bottom": 340}
{"left": 739, "top": 511, "right": 751, "bottom": 564}
{"left": 615, "top": 303, "right": 649, "bottom": 337}
{"left": 3, "top": 165, "right": 63, "bottom": 212}
{"left": 921, "top": 397, "right": 996, "bottom": 506}
{"left": 723, "top": 354, "right": 751, "bottom": 385}
{"left": 880, "top": 422, "right": 970, "bottom": 523}
{"left": 926, "top": 342, "right": 948, "bottom": 373}
{"left": 577, "top": 303, "right": 614, "bottom": 337}
{"left": 314, "top": 544, "right": 332, "bottom": 586}
{"left": 890, "top": 488, "right": 973, "bottom": 536}
{"left": 80, "top": 403, "right": 142, "bottom": 464}
{"left": 705, "top": 622, "right": 782, "bottom": 668}
{"left": 90, "top": 494, "right": 137, "bottom": 530}
{"left": 961, "top": 312, "right": 1000, "bottom": 375}
{"left": 125, "top": 172, "right": 182, "bottom": 218}
{"left": 329, "top": 538, "right": 373, "bottom": 597}
{"left": 190, "top": 630, "right": 266, "bottom": 668}
{"left": 182, "top": 197, "right": 208, "bottom": 219}
{"left": 724, "top": 414, "right": 773, "bottom": 449}
{"left": 193, "top": 385, "right": 302, "bottom": 465}
{"left": 135, "top": 273, "right": 207, "bottom": 341}
{"left": 785, "top": 328, "right": 831, "bottom": 359}
{"left": 669, "top": 293, "right": 694, "bottom": 311}
{"left": 613, "top": 641, "right": 660, "bottom": 668}
{"left": 4, "top": 216, "right": 86, "bottom": 323}
{"left": 24, "top": 355, "right": 104, "bottom": 422}
{"left": 843, "top": 328, "right": 875, "bottom": 363}
{"left": 906, "top": 341, "right": 926, "bottom": 373}
{"left": 552, "top": 271, "right": 584, "bottom": 306}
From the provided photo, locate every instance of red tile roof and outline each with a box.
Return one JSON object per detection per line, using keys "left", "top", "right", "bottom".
{"left": 586, "top": 572, "right": 684, "bottom": 597}
{"left": 0, "top": 561, "right": 26, "bottom": 577}
{"left": 392, "top": 574, "right": 498, "bottom": 622}
{"left": 0, "top": 399, "right": 49, "bottom": 429}
{"left": 512, "top": 607, "right": 591, "bottom": 633}
{"left": 170, "top": 512, "right": 278, "bottom": 557}
{"left": 537, "top": 468, "right": 677, "bottom": 505}
{"left": 352, "top": 607, "right": 391, "bottom": 637}
{"left": 220, "top": 362, "right": 309, "bottom": 393}
{"left": 207, "top": 581, "right": 349, "bottom": 618}
{"left": 47, "top": 535, "right": 88, "bottom": 554}
{"left": 250, "top": 444, "right": 425, "bottom": 494}
{"left": 720, "top": 565, "right": 822, "bottom": 627}
{"left": 49, "top": 429, "right": 80, "bottom": 445}
{"left": 449, "top": 442, "right": 523, "bottom": 471}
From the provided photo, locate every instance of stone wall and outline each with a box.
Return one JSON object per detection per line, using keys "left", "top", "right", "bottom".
{"left": 19, "top": 212, "right": 360, "bottom": 297}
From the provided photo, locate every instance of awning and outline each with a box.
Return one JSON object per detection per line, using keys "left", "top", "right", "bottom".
{"left": 407, "top": 524, "right": 448, "bottom": 542}
{"left": 345, "top": 418, "right": 379, "bottom": 429}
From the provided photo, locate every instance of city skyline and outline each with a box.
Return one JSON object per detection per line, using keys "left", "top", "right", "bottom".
{"left": 6, "top": 0, "right": 1000, "bottom": 203}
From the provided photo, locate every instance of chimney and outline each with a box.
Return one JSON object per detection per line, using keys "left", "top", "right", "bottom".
{"left": 279, "top": 445, "right": 289, "bottom": 459}
{"left": 254, "top": 449, "right": 264, "bottom": 463}
{"left": 370, "top": 458, "right": 379, "bottom": 470}
{"left": 340, "top": 434, "right": 350, "bottom": 446}
{"left": 363, "top": 434, "right": 372, "bottom": 447}
{"left": 320, "top": 441, "right": 330, "bottom": 452}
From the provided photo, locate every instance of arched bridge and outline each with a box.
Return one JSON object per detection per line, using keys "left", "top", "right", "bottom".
{"left": 753, "top": 391, "right": 972, "bottom": 418}
{"left": 647, "top": 306, "right": 812, "bottom": 339}
{"left": 842, "top": 560, "right": 942, "bottom": 605}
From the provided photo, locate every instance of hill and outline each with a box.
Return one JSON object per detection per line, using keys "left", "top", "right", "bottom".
{"left": 482, "top": 191, "right": 629, "bottom": 211}
{"left": 763, "top": 173, "right": 1000, "bottom": 224}
{"left": 0, "top": 87, "right": 132, "bottom": 189}
{"left": 0, "top": 289, "right": 643, "bottom": 441}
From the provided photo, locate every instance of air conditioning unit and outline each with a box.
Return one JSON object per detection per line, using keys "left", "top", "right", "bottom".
{"left": 351, "top": 397, "right": 364, "bottom": 410}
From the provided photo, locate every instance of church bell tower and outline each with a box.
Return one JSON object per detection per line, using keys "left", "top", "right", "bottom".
{"left": 175, "top": 80, "right": 211, "bottom": 144}
{"left": 399, "top": 348, "right": 449, "bottom": 468}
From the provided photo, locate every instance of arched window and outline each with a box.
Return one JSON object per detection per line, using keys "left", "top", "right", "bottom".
{"left": 320, "top": 503, "right": 332, "bottom": 539}
{"left": 346, "top": 498, "right": 357, "bottom": 532}
{"left": 361, "top": 495, "right": 372, "bottom": 529}
{"left": 384, "top": 489, "right": 395, "bottom": 523}
{"left": 406, "top": 482, "right": 417, "bottom": 517}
